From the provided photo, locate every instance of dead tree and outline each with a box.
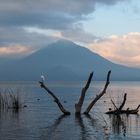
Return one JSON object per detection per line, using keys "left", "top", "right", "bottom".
{"left": 75, "top": 72, "right": 93, "bottom": 115}
{"left": 39, "top": 71, "right": 111, "bottom": 115}
{"left": 106, "top": 93, "right": 140, "bottom": 114}
{"left": 39, "top": 81, "right": 70, "bottom": 115}
{"left": 84, "top": 70, "right": 111, "bottom": 114}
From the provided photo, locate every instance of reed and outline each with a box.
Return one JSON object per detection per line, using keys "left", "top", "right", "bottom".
{"left": 0, "top": 91, "right": 4, "bottom": 109}
{"left": 0, "top": 88, "right": 25, "bottom": 111}
{"left": 0, "top": 90, "right": 8, "bottom": 110}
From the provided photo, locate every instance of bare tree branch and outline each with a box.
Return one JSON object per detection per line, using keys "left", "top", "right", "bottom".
{"left": 136, "top": 104, "right": 140, "bottom": 110}
{"left": 106, "top": 93, "right": 140, "bottom": 114}
{"left": 84, "top": 70, "right": 111, "bottom": 114}
{"left": 75, "top": 72, "right": 93, "bottom": 114}
{"left": 39, "top": 81, "right": 70, "bottom": 115}
{"left": 118, "top": 93, "right": 127, "bottom": 111}
{"left": 106, "top": 93, "right": 127, "bottom": 114}
{"left": 111, "top": 99, "right": 118, "bottom": 110}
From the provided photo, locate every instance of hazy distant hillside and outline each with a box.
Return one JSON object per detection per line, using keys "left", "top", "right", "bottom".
{"left": 0, "top": 39, "right": 140, "bottom": 81}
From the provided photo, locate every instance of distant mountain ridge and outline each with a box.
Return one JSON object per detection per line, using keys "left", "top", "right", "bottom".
{"left": 0, "top": 39, "right": 140, "bottom": 81}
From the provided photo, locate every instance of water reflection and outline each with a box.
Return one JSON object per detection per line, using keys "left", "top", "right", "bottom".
{"left": 40, "top": 114, "right": 69, "bottom": 140}
{"left": 1, "top": 109, "right": 140, "bottom": 140}
{"left": 75, "top": 114, "right": 110, "bottom": 140}
{"left": 41, "top": 114, "right": 110, "bottom": 140}
{"left": 109, "top": 114, "right": 140, "bottom": 139}
{"left": 109, "top": 115, "right": 126, "bottom": 136}
{"left": 0, "top": 108, "right": 20, "bottom": 120}
{"left": 75, "top": 114, "right": 90, "bottom": 140}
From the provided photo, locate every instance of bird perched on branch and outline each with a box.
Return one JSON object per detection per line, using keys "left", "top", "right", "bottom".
{"left": 41, "top": 75, "right": 45, "bottom": 83}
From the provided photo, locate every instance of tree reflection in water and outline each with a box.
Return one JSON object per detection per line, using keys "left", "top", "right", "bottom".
{"left": 40, "top": 113, "right": 140, "bottom": 140}
{"left": 75, "top": 114, "right": 91, "bottom": 140}
{"left": 75, "top": 114, "right": 110, "bottom": 140}
{"left": 109, "top": 114, "right": 140, "bottom": 137}
{"left": 40, "top": 114, "right": 68, "bottom": 140}
{"left": 41, "top": 114, "right": 110, "bottom": 140}
{"left": 109, "top": 115, "right": 126, "bottom": 136}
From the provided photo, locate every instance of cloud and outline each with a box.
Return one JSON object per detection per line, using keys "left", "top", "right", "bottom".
{"left": 24, "top": 27, "right": 63, "bottom": 38}
{"left": 0, "top": 27, "right": 58, "bottom": 48}
{"left": 88, "top": 32, "right": 140, "bottom": 67}
{"left": 0, "top": 0, "right": 130, "bottom": 58}
{"left": 0, "top": 44, "right": 34, "bottom": 57}
{"left": 25, "top": 25, "right": 100, "bottom": 44}
{"left": 0, "top": 0, "right": 129, "bottom": 29}
{"left": 61, "top": 26, "right": 100, "bottom": 44}
{"left": 0, "top": 27, "right": 60, "bottom": 57}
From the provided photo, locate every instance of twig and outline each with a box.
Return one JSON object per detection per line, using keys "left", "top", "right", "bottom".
{"left": 111, "top": 99, "right": 118, "bottom": 110}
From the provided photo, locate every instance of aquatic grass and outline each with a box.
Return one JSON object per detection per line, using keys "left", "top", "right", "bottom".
{"left": 0, "top": 88, "right": 26, "bottom": 111}
{"left": 0, "top": 91, "right": 4, "bottom": 109}
{"left": 0, "top": 90, "right": 8, "bottom": 110}
{"left": 9, "top": 92, "right": 22, "bottom": 110}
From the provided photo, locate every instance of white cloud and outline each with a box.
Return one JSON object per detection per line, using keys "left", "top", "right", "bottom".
{"left": 88, "top": 32, "right": 140, "bottom": 67}
{"left": 0, "top": 44, "right": 34, "bottom": 57}
{"left": 24, "top": 27, "right": 63, "bottom": 38}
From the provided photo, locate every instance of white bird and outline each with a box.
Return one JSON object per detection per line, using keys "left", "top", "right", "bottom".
{"left": 41, "top": 75, "right": 45, "bottom": 83}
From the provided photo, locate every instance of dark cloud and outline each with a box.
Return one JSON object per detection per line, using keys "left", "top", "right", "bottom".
{"left": 96, "top": 0, "right": 129, "bottom": 5}
{"left": 0, "top": 27, "right": 58, "bottom": 48}
{"left": 0, "top": 12, "right": 78, "bottom": 30}
{"left": 0, "top": 0, "right": 129, "bottom": 53}
{"left": 0, "top": 0, "right": 129, "bottom": 28}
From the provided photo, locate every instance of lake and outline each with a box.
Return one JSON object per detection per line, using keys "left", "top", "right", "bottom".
{"left": 0, "top": 81, "right": 140, "bottom": 140}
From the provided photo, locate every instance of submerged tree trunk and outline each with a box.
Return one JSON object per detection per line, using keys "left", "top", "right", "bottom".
{"left": 84, "top": 70, "right": 111, "bottom": 114}
{"left": 106, "top": 93, "right": 140, "bottom": 115}
{"left": 39, "top": 81, "right": 70, "bottom": 115}
{"left": 75, "top": 72, "right": 93, "bottom": 114}
{"left": 106, "top": 93, "right": 127, "bottom": 114}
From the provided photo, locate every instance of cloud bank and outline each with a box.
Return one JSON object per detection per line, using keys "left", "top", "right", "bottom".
{"left": 89, "top": 32, "right": 140, "bottom": 67}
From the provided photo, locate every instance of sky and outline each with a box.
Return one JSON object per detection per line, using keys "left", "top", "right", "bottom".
{"left": 0, "top": 0, "right": 140, "bottom": 67}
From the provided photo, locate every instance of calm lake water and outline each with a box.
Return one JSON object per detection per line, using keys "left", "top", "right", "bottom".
{"left": 0, "top": 81, "right": 140, "bottom": 140}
